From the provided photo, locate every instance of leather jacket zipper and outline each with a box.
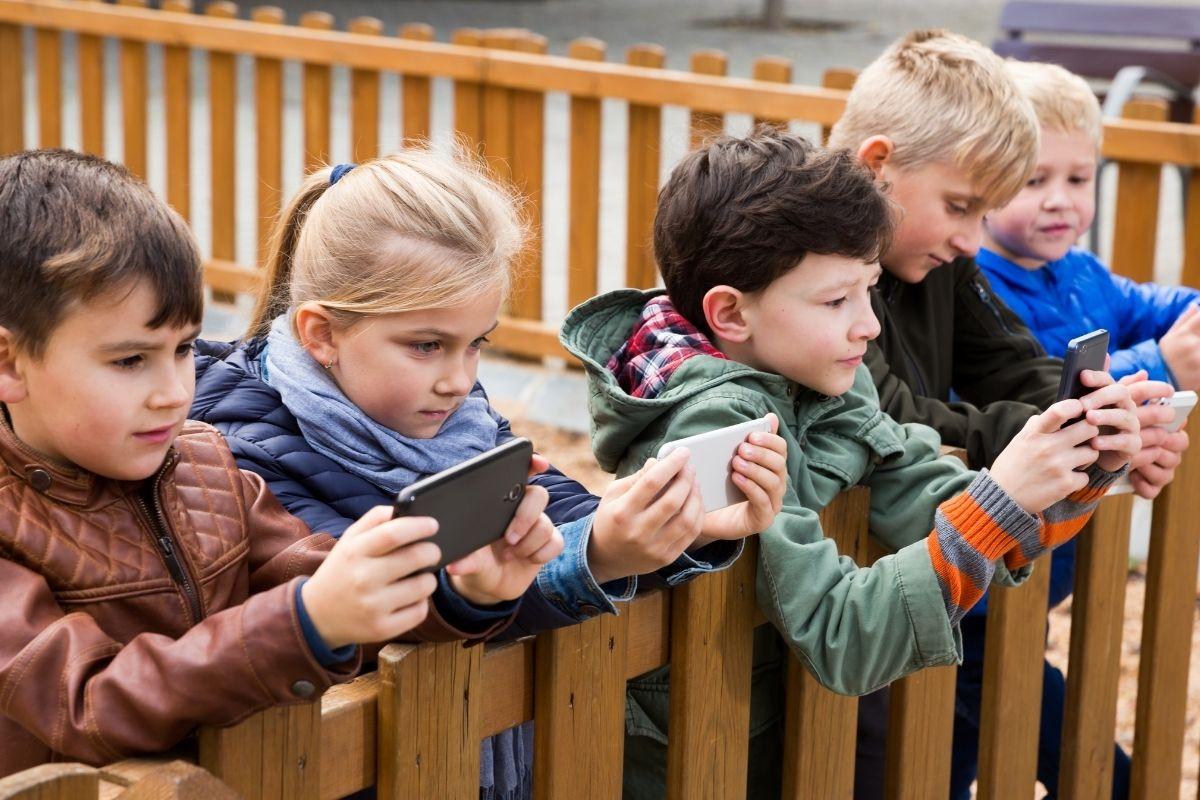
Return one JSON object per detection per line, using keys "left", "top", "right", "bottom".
{"left": 136, "top": 456, "right": 202, "bottom": 625}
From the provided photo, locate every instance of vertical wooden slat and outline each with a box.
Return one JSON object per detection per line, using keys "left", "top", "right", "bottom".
{"left": 0, "top": 22, "right": 22, "bottom": 155}
{"left": 480, "top": 29, "right": 518, "bottom": 185}
{"left": 77, "top": 0, "right": 105, "bottom": 156}
{"left": 975, "top": 561, "right": 1052, "bottom": 800}
{"left": 0, "top": 763, "right": 99, "bottom": 799}
{"left": 820, "top": 68, "right": 858, "bottom": 144}
{"left": 532, "top": 612, "right": 627, "bottom": 800}
{"left": 451, "top": 28, "right": 484, "bottom": 153}
{"left": 1059, "top": 494, "right": 1134, "bottom": 799}
{"left": 1183, "top": 106, "right": 1200, "bottom": 288}
{"left": 252, "top": 5, "right": 283, "bottom": 267}
{"left": 1110, "top": 99, "right": 1169, "bottom": 283}
{"left": 199, "top": 702, "right": 322, "bottom": 800}
{"left": 117, "top": 0, "right": 148, "bottom": 177}
{"left": 508, "top": 31, "right": 547, "bottom": 321}
{"left": 1131, "top": 445, "right": 1200, "bottom": 800}
{"left": 399, "top": 23, "right": 433, "bottom": 143}
{"left": 35, "top": 28, "right": 62, "bottom": 148}
{"left": 665, "top": 538, "right": 758, "bottom": 800}
{"left": 377, "top": 642, "right": 482, "bottom": 800}
{"left": 884, "top": 665, "right": 957, "bottom": 800}
{"left": 348, "top": 16, "right": 382, "bottom": 163}
{"left": 207, "top": 1, "right": 238, "bottom": 276}
{"left": 567, "top": 37, "right": 605, "bottom": 312}
{"left": 625, "top": 44, "right": 665, "bottom": 290}
{"left": 752, "top": 56, "right": 792, "bottom": 130}
{"left": 688, "top": 50, "right": 726, "bottom": 150}
{"left": 300, "top": 11, "right": 333, "bottom": 173}
{"left": 781, "top": 488, "right": 871, "bottom": 800}
{"left": 162, "top": 0, "right": 192, "bottom": 221}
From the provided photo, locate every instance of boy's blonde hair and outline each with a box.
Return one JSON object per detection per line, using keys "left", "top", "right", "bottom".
{"left": 828, "top": 29, "right": 1040, "bottom": 209}
{"left": 249, "top": 145, "right": 524, "bottom": 339}
{"left": 1005, "top": 60, "right": 1103, "bottom": 148}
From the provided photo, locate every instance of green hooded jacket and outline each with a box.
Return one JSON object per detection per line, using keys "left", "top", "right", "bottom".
{"left": 561, "top": 288, "right": 1032, "bottom": 797}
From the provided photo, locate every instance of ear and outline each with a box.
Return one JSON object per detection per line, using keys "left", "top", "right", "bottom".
{"left": 702, "top": 286, "right": 752, "bottom": 344}
{"left": 0, "top": 326, "right": 29, "bottom": 404}
{"left": 292, "top": 302, "right": 340, "bottom": 369}
{"left": 856, "top": 135, "right": 895, "bottom": 178}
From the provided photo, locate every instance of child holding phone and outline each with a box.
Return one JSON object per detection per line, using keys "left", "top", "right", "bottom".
{"left": 190, "top": 147, "right": 789, "bottom": 800}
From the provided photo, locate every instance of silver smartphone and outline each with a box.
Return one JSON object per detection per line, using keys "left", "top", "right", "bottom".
{"left": 657, "top": 417, "right": 773, "bottom": 513}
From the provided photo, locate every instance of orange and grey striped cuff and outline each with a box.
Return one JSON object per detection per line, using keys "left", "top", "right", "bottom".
{"left": 1004, "top": 464, "right": 1127, "bottom": 571}
{"left": 927, "top": 469, "right": 1040, "bottom": 626}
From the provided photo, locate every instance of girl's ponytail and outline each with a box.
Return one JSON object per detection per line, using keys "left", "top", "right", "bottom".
{"left": 246, "top": 168, "right": 334, "bottom": 339}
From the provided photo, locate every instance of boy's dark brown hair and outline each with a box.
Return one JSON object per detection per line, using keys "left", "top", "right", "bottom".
{"left": 654, "top": 128, "right": 893, "bottom": 336}
{"left": 0, "top": 149, "right": 203, "bottom": 357}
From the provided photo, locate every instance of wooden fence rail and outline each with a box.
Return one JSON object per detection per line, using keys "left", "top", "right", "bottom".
{"left": 0, "top": 3, "right": 1198, "bottom": 798}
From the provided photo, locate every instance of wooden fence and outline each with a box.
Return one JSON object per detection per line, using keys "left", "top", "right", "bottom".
{"left": 0, "top": 2, "right": 1198, "bottom": 798}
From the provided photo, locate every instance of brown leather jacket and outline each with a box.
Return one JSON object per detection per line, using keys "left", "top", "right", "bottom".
{"left": 0, "top": 417, "right": 487, "bottom": 776}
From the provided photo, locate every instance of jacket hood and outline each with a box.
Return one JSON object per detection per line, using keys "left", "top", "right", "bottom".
{"left": 560, "top": 288, "right": 787, "bottom": 471}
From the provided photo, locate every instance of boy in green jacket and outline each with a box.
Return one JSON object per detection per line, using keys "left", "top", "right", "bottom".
{"left": 560, "top": 129, "right": 1140, "bottom": 798}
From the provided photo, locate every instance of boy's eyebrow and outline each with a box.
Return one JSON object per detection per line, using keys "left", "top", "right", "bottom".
{"left": 947, "top": 192, "right": 987, "bottom": 210}
{"left": 819, "top": 266, "right": 883, "bottom": 292}
{"left": 97, "top": 326, "right": 202, "bottom": 353}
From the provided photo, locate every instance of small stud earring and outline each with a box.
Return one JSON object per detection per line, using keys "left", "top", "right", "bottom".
{"left": 323, "top": 359, "right": 335, "bottom": 370}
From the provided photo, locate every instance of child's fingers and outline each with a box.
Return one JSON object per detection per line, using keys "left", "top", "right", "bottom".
{"left": 1054, "top": 417, "right": 1100, "bottom": 446}
{"left": 1134, "top": 402, "right": 1175, "bottom": 430}
{"left": 1126, "top": 377, "right": 1173, "bottom": 404}
{"left": 1172, "top": 303, "right": 1200, "bottom": 331}
{"left": 1086, "top": 405, "right": 1138, "bottom": 431}
{"left": 731, "top": 456, "right": 783, "bottom": 497}
{"left": 1078, "top": 368, "right": 1115, "bottom": 389}
{"left": 746, "top": 431, "right": 788, "bottom": 458}
{"left": 738, "top": 440, "right": 788, "bottom": 475}
{"left": 378, "top": 541, "right": 442, "bottom": 581}
{"left": 445, "top": 549, "right": 484, "bottom": 576}
{"left": 733, "top": 469, "right": 774, "bottom": 517}
{"left": 383, "top": 572, "right": 439, "bottom": 610}
{"left": 1128, "top": 471, "right": 1164, "bottom": 500}
{"left": 1079, "top": 381, "right": 1131, "bottom": 411}
{"left": 505, "top": 485, "right": 549, "bottom": 546}
{"left": 528, "top": 453, "right": 550, "bottom": 477}
{"left": 625, "top": 448, "right": 691, "bottom": 509}
{"left": 663, "top": 481, "right": 705, "bottom": 549}
{"left": 380, "top": 599, "right": 432, "bottom": 640}
{"left": 342, "top": 505, "right": 398, "bottom": 540}
{"left": 358, "top": 517, "right": 440, "bottom": 558}
{"left": 1091, "top": 432, "right": 1139, "bottom": 456}
{"left": 763, "top": 412, "right": 779, "bottom": 435}
{"left": 1116, "top": 369, "right": 1150, "bottom": 387}
{"left": 1036, "top": 399, "right": 1087, "bottom": 432}
{"left": 526, "top": 529, "right": 565, "bottom": 565}
{"left": 508, "top": 515, "right": 556, "bottom": 560}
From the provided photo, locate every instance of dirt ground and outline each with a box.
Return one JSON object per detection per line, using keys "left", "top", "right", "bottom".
{"left": 498, "top": 408, "right": 1200, "bottom": 798}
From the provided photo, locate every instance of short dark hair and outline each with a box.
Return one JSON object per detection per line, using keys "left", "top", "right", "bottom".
{"left": 654, "top": 128, "right": 893, "bottom": 337}
{"left": 0, "top": 149, "right": 203, "bottom": 357}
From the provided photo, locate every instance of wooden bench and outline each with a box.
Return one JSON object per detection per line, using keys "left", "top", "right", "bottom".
{"left": 993, "top": 0, "right": 1200, "bottom": 122}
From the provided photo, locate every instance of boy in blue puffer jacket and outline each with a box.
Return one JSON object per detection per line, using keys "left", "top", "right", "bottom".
{"left": 967, "top": 59, "right": 1200, "bottom": 799}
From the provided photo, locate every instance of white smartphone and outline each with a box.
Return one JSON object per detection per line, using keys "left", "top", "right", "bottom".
{"left": 1153, "top": 390, "right": 1197, "bottom": 433}
{"left": 657, "top": 417, "right": 773, "bottom": 512}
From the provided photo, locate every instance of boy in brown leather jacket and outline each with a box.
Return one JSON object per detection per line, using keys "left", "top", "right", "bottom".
{"left": 0, "top": 150, "right": 560, "bottom": 776}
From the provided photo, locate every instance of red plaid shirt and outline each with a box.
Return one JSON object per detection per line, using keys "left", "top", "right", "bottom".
{"left": 606, "top": 296, "right": 727, "bottom": 399}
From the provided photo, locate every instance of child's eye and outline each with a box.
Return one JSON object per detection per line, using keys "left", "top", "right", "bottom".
{"left": 1069, "top": 175, "right": 1092, "bottom": 185}
{"left": 175, "top": 341, "right": 195, "bottom": 358}
{"left": 825, "top": 297, "right": 847, "bottom": 309}
{"left": 1026, "top": 176, "right": 1045, "bottom": 188}
{"left": 947, "top": 203, "right": 968, "bottom": 216}
{"left": 469, "top": 336, "right": 491, "bottom": 351}
{"left": 410, "top": 341, "right": 440, "bottom": 355}
{"left": 113, "top": 354, "right": 144, "bottom": 370}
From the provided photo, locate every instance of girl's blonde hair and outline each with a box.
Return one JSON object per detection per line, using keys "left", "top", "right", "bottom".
{"left": 828, "top": 29, "right": 1040, "bottom": 210}
{"left": 1005, "top": 60, "right": 1103, "bottom": 149}
{"left": 248, "top": 145, "right": 525, "bottom": 340}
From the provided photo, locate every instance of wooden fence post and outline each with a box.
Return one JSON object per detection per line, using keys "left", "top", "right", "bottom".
{"left": 0, "top": 764, "right": 97, "bottom": 800}
{"left": 198, "top": 701, "right": 322, "bottom": 800}
{"left": 509, "top": 30, "right": 548, "bottom": 322}
{"left": 377, "top": 641, "right": 483, "bottom": 799}
{"left": 1059, "top": 493, "right": 1134, "bottom": 799}
{"left": 975, "top": 560, "right": 1052, "bottom": 799}
{"left": 117, "top": 0, "right": 148, "bottom": 178}
{"left": 1184, "top": 105, "right": 1200, "bottom": 289}
{"left": 533, "top": 612, "right": 628, "bottom": 799}
{"left": 567, "top": 37, "right": 605, "bottom": 312}
{"left": 782, "top": 488, "right": 870, "bottom": 800}
{"left": 625, "top": 44, "right": 665, "bottom": 290}
{"left": 252, "top": 5, "right": 284, "bottom": 267}
{"left": 450, "top": 28, "right": 484, "bottom": 153}
{"left": 1131, "top": 445, "right": 1200, "bottom": 799}
{"left": 348, "top": 16, "right": 382, "bottom": 163}
{"left": 35, "top": 25, "right": 62, "bottom": 148}
{"left": 1111, "top": 99, "right": 1169, "bottom": 283}
{"left": 0, "top": 19, "right": 21, "bottom": 155}
{"left": 299, "top": 11, "right": 332, "bottom": 173}
{"left": 688, "top": 50, "right": 727, "bottom": 149}
{"left": 206, "top": 0, "right": 238, "bottom": 298}
{"left": 399, "top": 23, "right": 433, "bottom": 143}
{"left": 77, "top": 0, "right": 105, "bottom": 157}
{"left": 752, "top": 56, "right": 792, "bottom": 131}
{"left": 666, "top": 539, "right": 758, "bottom": 800}
{"left": 819, "top": 68, "right": 857, "bottom": 144}
{"left": 162, "top": 0, "right": 192, "bottom": 221}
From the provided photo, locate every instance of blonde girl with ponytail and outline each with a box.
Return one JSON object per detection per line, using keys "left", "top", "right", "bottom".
{"left": 191, "top": 147, "right": 788, "bottom": 798}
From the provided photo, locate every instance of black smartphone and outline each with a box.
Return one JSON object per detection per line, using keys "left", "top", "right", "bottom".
{"left": 1057, "top": 329, "right": 1110, "bottom": 426}
{"left": 393, "top": 437, "right": 533, "bottom": 571}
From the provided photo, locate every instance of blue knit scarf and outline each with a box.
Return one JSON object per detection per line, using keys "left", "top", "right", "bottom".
{"left": 262, "top": 314, "right": 501, "bottom": 494}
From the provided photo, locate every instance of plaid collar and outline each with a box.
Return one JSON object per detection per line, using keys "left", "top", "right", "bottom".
{"left": 606, "top": 296, "right": 726, "bottom": 399}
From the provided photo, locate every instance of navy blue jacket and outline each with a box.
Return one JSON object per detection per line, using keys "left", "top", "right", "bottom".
{"left": 191, "top": 337, "right": 613, "bottom": 637}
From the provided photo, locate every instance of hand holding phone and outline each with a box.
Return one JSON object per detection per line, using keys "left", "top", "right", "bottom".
{"left": 657, "top": 417, "right": 774, "bottom": 512}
